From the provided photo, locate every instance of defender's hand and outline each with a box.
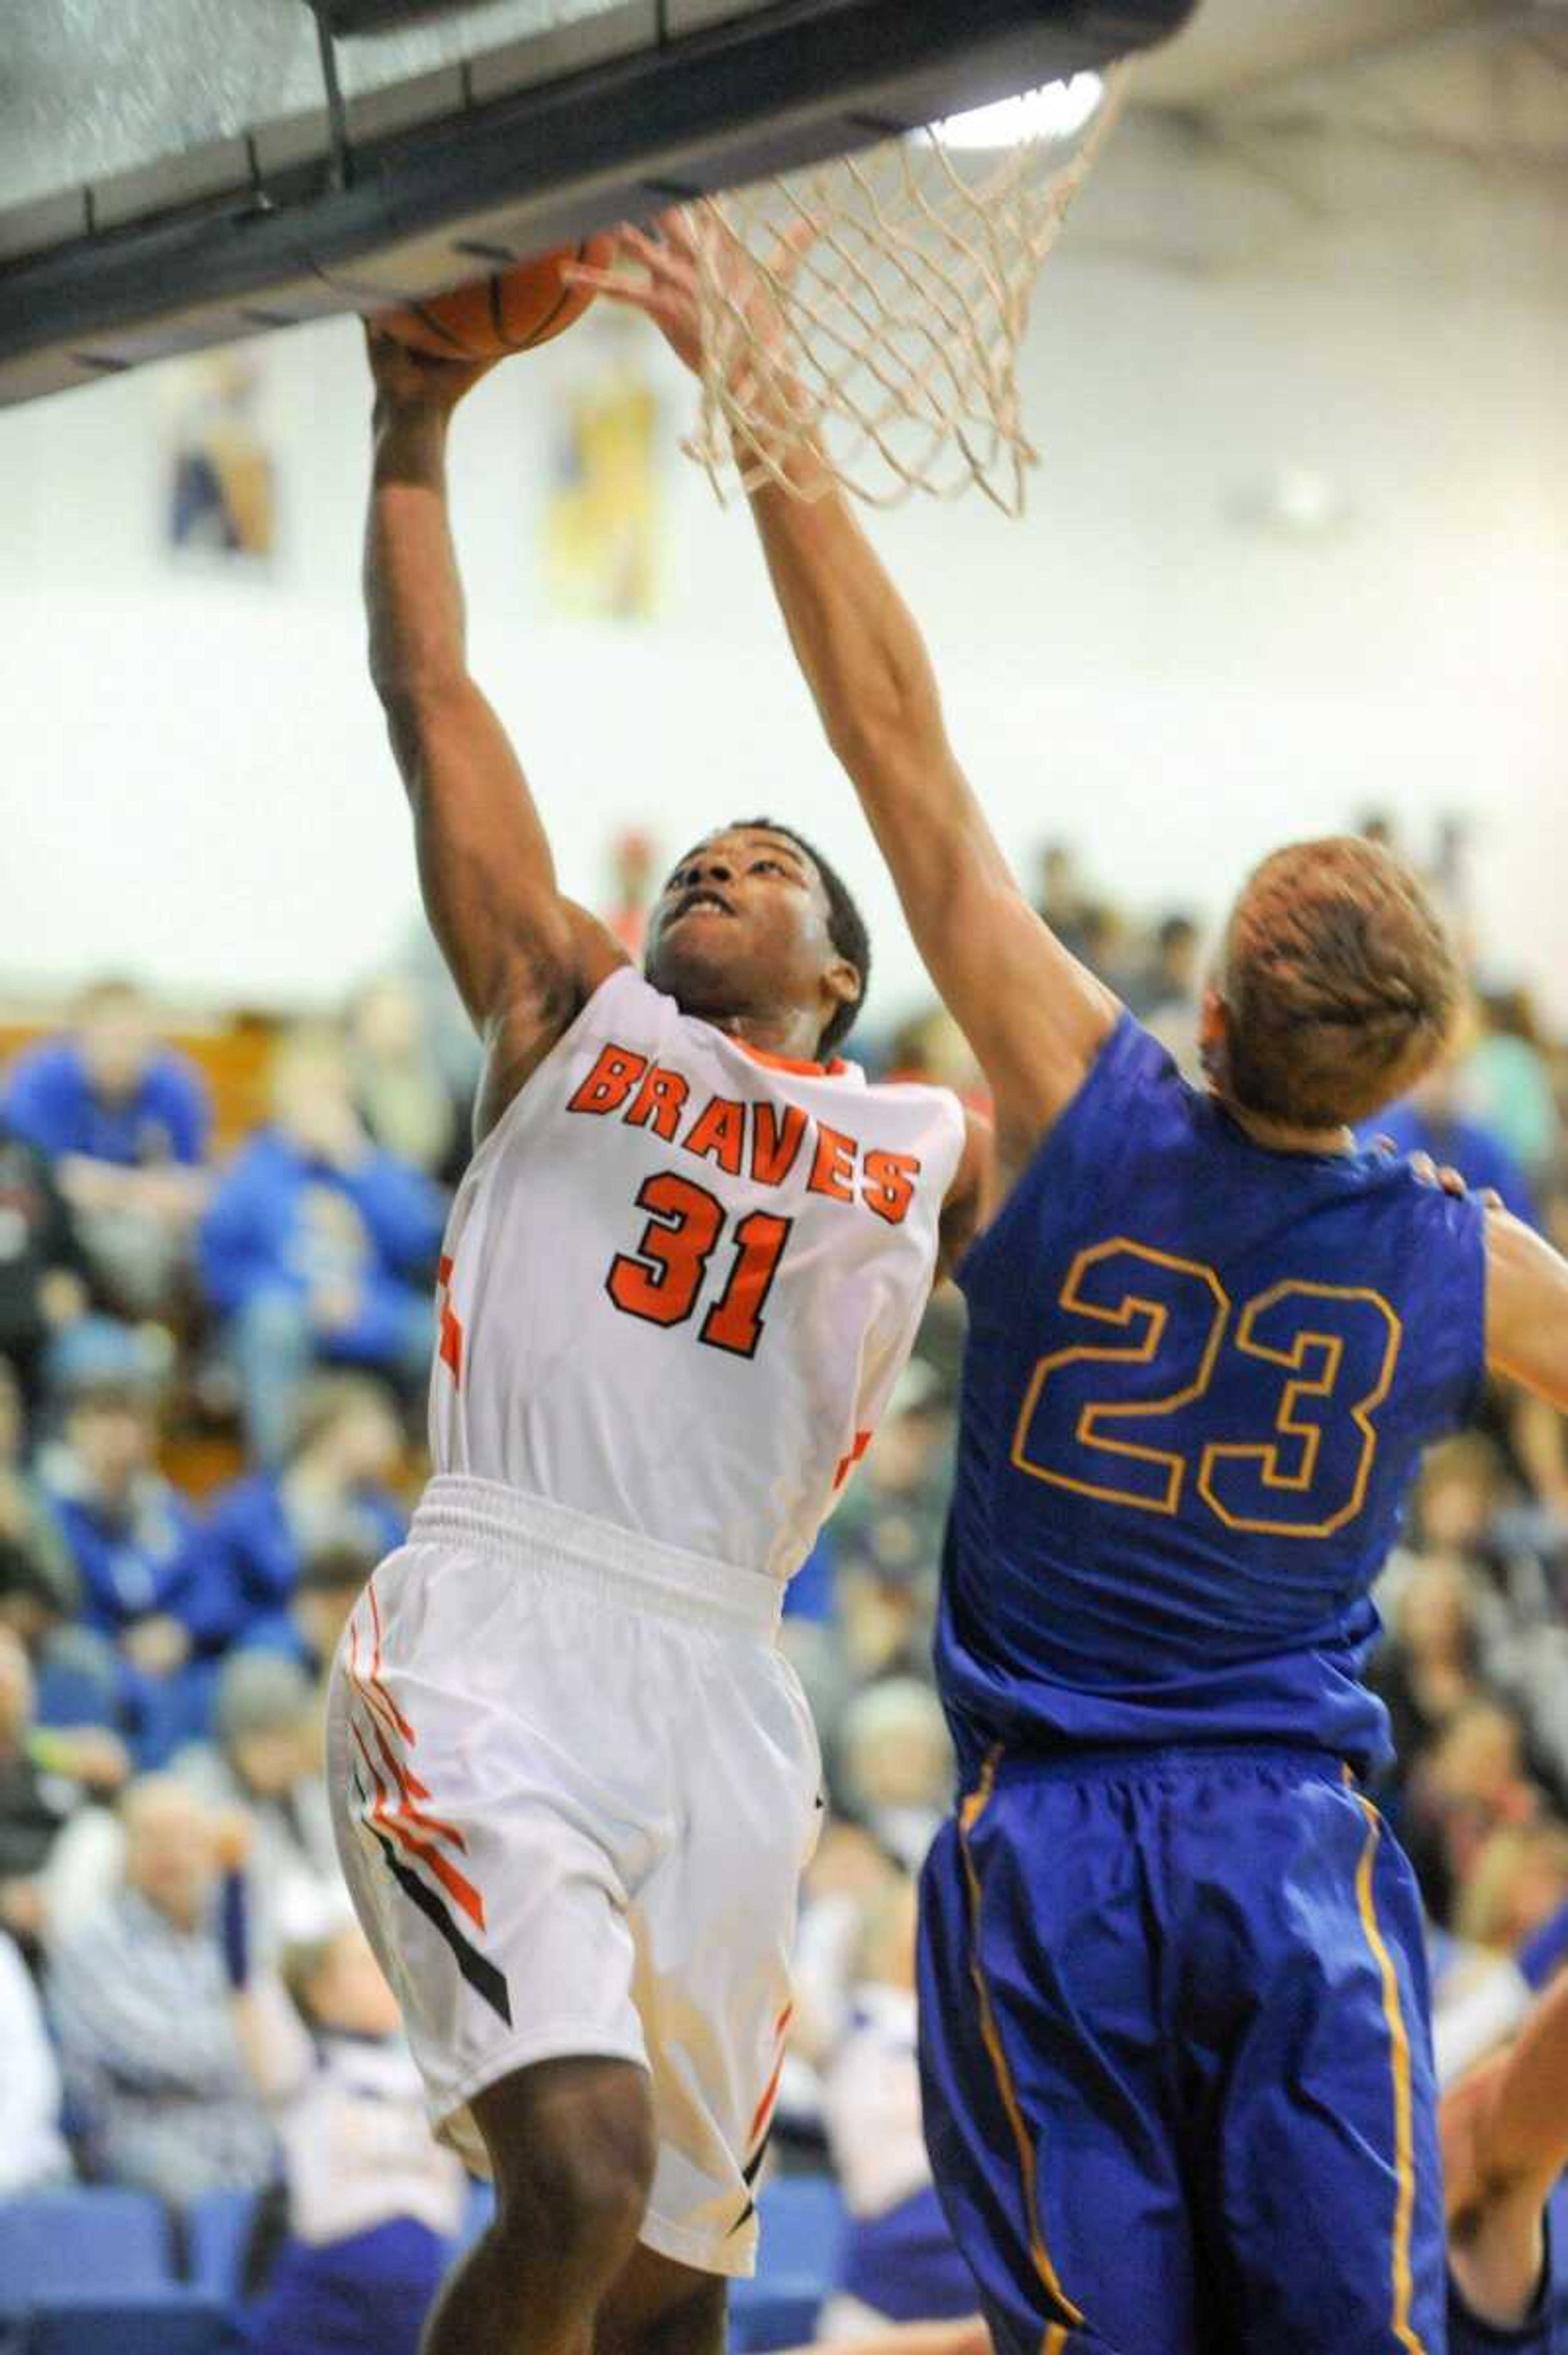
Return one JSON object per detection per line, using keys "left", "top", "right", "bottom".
{"left": 364, "top": 323, "right": 498, "bottom": 417}
{"left": 565, "top": 207, "right": 817, "bottom": 386}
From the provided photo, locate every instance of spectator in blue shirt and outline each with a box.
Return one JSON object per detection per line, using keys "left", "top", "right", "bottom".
{"left": 1, "top": 980, "right": 211, "bottom": 1319}
{"left": 1367, "top": 1058, "right": 1538, "bottom": 1228}
{"left": 200, "top": 1029, "right": 441, "bottom": 1463}
{"left": 197, "top": 1372, "right": 406, "bottom": 1652}
{"left": 39, "top": 1377, "right": 232, "bottom": 1752}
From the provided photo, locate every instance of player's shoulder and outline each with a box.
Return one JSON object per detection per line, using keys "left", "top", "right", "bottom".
{"left": 1044, "top": 1009, "right": 1195, "bottom": 1157}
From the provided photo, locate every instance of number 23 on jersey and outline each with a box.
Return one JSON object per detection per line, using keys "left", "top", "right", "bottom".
{"left": 1012, "top": 1238, "right": 1403, "bottom": 1540}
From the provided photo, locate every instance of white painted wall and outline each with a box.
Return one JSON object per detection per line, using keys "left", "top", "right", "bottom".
{"left": 3, "top": 117, "right": 1566, "bottom": 1027}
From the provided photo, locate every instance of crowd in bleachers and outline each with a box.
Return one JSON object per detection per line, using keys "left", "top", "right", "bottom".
{"left": 3, "top": 811, "right": 1568, "bottom": 2349}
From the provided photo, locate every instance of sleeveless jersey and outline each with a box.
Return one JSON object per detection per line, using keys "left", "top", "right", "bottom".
{"left": 937, "top": 1014, "right": 1488, "bottom": 1777}
{"left": 430, "top": 967, "right": 965, "bottom": 1584}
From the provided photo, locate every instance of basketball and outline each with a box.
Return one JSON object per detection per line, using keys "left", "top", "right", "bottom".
{"left": 377, "top": 236, "right": 616, "bottom": 361}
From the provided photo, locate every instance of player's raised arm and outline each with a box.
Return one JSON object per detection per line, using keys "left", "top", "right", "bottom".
{"left": 568, "top": 220, "right": 1118, "bottom": 1162}
{"left": 1484, "top": 1210, "right": 1568, "bottom": 1410}
{"left": 363, "top": 330, "right": 625, "bottom": 1136}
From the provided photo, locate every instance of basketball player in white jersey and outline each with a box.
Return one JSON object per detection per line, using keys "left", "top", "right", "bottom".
{"left": 328, "top": 325, "right": 986, "bottom": 2355}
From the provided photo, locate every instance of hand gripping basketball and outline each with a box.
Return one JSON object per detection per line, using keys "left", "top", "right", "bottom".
{"left": 378, "top": 238, "right": 616, "bottom": 361}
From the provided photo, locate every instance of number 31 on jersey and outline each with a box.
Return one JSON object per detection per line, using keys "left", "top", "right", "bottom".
{"left": 606, "top": 1172, "right": 793, "bottom": 1360}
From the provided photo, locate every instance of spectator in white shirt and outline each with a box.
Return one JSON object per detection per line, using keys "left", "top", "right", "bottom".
{"left": 0, "top": 1926, "right": 70, "bottom": 2192}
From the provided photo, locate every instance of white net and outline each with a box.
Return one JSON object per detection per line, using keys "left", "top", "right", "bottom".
{"left": 686, "top": 68, "right": 1129, "bottom": 515}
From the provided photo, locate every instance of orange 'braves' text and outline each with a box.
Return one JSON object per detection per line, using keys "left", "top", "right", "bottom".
{"left": 567, "top": 1043, "right": 921, "bottom": 1226}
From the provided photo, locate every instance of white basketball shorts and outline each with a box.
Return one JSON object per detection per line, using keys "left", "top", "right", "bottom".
{"left": 325, "top": 1475, "right": 822, "bottom": 2278}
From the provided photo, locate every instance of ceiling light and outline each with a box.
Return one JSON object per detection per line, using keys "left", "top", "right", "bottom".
{"left": 932, "top": 74, "right": 1106, "bottom": 152}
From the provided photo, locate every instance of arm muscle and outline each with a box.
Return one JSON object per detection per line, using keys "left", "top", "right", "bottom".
{"left": 365, "top": 386, "right": 624, "bottom": 1126}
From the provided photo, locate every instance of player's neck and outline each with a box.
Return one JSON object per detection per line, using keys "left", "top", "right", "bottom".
{"left": 701, "top": 1009, "right": 828, "bottom": 1066}
{"left": 1214, "top": 1092, "right": 1355, "bottom": 1159}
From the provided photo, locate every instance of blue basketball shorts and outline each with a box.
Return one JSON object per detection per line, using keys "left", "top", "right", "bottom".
{"left": 917, "top": 1745, "right": 1442, "bottom": 2355}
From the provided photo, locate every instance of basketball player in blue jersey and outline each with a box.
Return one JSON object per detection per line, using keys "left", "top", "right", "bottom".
{"left": 584, "top": 214, "right": 1568, "bottom": 2355}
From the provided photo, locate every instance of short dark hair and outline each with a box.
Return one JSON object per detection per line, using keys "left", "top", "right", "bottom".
{"left": 1220, "top": 837, "right": 1462, "bottom": 1128}
{"left": 730, "top": 816, "right": 871, "bottom": 1057}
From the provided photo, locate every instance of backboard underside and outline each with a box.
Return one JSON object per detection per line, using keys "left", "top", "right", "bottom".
{"left": 0, "top": 0, "right": 1194, "bottom": 410}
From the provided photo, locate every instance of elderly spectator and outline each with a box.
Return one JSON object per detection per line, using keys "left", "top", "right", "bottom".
{"left": 47, "top": 1776, "right": 275, "bottom": 2204}
{"left": 46, "top": 1651, "right": 344, "bottom": 1956}
{"left": 196, "top": 1372, "right": 405, "bottom": 1652}
{"left": 0, "top": 1928, "right": 71, "bottom": 2192}
{"left": 176, "top": 1651, "right": 341, "bottom": 1954}
{"left": 1, "top": 979, "right": 210, "bottom": 1318}
{"left": 199, "top": 1027, "right": 442, "bottom": 1462}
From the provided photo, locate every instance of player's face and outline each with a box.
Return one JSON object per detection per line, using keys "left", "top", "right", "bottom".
{"left": 644, "top": 827, "right": 855, "bottom": 1048}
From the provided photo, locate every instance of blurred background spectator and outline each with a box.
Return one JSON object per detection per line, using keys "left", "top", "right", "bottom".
{"left": 1, "top": 979, "right": 210, "bottom": 1323}
{"left": 196, "top": 1372, "right": 405, "bottom": 1656}
{"left": 225, "top": 1894, "right": 467, "bottom": 2355}
{"left": 344, "top": 973, "right": 468, "bottom": 1190}
{"left": 47, "top": 1777, "right": 276, "bottom": 2206}
{"left": 0, "top": 1929, "right": 70, "bottom": 2193}
{"left": 39, "top": 1373, "right": 229, "bottom": 1756}
{"left": 0, "top": 1116, "right": 90, "bottom": 1424}
{"left": 199, "top": 1027, "right": 441, "bottom": 1462}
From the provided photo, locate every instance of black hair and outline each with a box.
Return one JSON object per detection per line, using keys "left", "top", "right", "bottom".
{"left": 729, "top": 816, "right": 871, "bottom": 1056}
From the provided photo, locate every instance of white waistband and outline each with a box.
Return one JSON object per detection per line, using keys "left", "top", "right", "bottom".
{"left": 410, "top": 1476, "right": 782, "bottom": 1639}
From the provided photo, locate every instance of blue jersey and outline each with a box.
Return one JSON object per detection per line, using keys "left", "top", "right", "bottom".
{"left": 938, "top": 1016, "right": 1488, "bottom": 1776}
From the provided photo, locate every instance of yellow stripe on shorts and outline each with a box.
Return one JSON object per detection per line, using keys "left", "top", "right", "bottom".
{"left": 1350, "top": 1787, "right": 1428, "bottom": 2355}
{"left": 958, "top": 1749, "right": 1085, "bottom": 2351}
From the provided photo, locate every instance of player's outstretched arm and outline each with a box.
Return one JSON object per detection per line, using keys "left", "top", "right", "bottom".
{"left": 568, "top": 220, "right": 1118, "bottom": 1164}
{"left": 1443, "top": 1965, "right": 1568, "bottom": 2326}
{"left": 1484, "top": 1210, "right": 1568, "bottom": 1410}
{"left": 363, "top": 330, "right": 625, "bottom": 1136}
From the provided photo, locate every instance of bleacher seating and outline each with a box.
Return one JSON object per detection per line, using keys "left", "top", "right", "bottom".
{"left": 0, "top": 2177, "right": 849, "bottom": 2346}
{"left": 0, "top": 2188, "right": 172, "bottom": 2314}
{"left": 187, "top": 2186, "right": 258, "bottom": 2304}
{"left": 726, "top": 2175, "right": 847, "bottom": 2349}
{"left": 26, "top": 2295, "right": 234, "bottom": 2355}
{"left": 0, "top": 2190, "right": 240, "bottom": 2355}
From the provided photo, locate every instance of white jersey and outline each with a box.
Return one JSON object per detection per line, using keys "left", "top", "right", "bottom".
{"left": 430, "top": 967, "right": 964, "bottom": 1584}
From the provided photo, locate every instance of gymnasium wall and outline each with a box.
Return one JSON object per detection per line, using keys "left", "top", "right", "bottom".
{"left": 3, "top": 116, "right": 1565, "bottom": 1025}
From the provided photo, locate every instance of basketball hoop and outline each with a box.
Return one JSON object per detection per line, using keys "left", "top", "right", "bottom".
{"left": 685, "top": 67, "right": 1129, "bottom": 516}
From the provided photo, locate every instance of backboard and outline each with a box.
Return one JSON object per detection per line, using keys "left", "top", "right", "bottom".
{"left": 0, "top": 0, "right": 1195, "bottom": 410}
